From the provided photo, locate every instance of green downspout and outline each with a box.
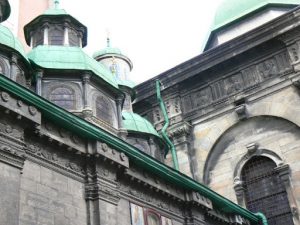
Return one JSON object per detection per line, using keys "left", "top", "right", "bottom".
{"left": 254, "top": 212, "right": 268, "bottom": 225}
{"left": 156, "top": 80, "right": 179, "bottom": 170}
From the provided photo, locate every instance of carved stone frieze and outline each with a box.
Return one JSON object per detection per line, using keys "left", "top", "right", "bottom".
{"left": 0, "top": 144, "right": 26, "bottom": 169}
{"left": 188, "top": 191, "right": 213, "bottom": 210}
{"left": 181, "top": 50, "right": 291, "bottom": 114}
{"left": 0, "top": 91, "right": 41, "bottom": 124}
{"left": 39, "top": 121, "right": 85, "bottom": 153}
{"left": 95, "top": 141, "right": 129, "bottom": 168}
{"left": 25, "top": 142, "right": 85, "bottom": 176}
{"left": 168, "top": 121, "right": 191, "bottom": 138}
{"left": 125, "top": 168, "right": 185, "bottom": 200}
{"left": 117, "top": 179, "right": 182, "bottom": 215}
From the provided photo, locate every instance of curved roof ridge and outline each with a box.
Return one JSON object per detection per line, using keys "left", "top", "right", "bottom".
{"left": 27, "top": 45, "right": 119, "bottom": 89}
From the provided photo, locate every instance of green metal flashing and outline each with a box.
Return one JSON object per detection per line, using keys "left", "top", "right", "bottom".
{"left": 213, "top": 0, "right": 300, "bottom": 31}
{"left": 28, "top": 45, "right": 118, "bottom": 89}
{"left": 0, "top": 75, "right": 260, "bottom": 224}
{"left": 0, "top": 24, "right": 29, "bottom": 62}
{"left": 254, "top": 212, "right": 268, "bottom": 225}
{"left": 117, "top": 79, "right": 136, "bottom": 89}
{"left": 122, "top": 111, "right": 159, "bottom": 137}
{"left": 156, "top": 80, "right": 179, "bottom": 170}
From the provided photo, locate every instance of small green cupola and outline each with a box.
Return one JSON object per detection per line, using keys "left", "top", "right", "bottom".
{"left": 24, "top": 0, "right": 87, "bottom": 48}
{"left": 0, "top": 0, "right": 10, "bottom": 22}
{"left": 204, "top": 0, "right": 300, "bottom": 50}
{"left": 93, "top": 37, "right": 133, "bottom": 83}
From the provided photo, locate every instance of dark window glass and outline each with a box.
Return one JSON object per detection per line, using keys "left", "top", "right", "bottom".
{"left": 49, "top": 87, "right": 75, "bottom": 110}
{"left": 96, "top": 96, "right": 113, "bottom": 125}
{"left": 69, "top": 30, "right": 79, "bottom": 46}
{"left": 34, "top": 31, "right": 43, "bottom": 47}
{"left": 242, "top": 156, "right": 294, "bottom": 225}
{"left": 50, "top": 28, "right": 64, "bottom": 45}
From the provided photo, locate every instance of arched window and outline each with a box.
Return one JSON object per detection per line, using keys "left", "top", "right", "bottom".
{"left": 49, "top": 87, "right": 75, "bottom": 110}
{"left": 96, "top": 96, "right": 113, "bottom": 125}
{"left": 241, "top": 156, "right": 294, "bottom": 225}
{"left": 49, "top": 28, "right": 64, "bottom": 45}
{"left": 146, "top": 211, "right": 160, "bottom": 225}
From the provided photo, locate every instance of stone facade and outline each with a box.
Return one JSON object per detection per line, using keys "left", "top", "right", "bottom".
{"left": 134, "top": 5, "right": 300, "bottom": 225}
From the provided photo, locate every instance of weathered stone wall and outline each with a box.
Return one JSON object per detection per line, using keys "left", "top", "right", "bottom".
{"left": 19, "top": 161, "right": 86, "bottom": 225}
{"left": 0, "top": 162, "right": 21, "bottom": 225}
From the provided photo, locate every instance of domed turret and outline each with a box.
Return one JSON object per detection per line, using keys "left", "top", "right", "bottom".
{"left": 204, "top": 0, "right": 300, "bottom": 50}
{"left": 25, "top": 1, "right": 125, "bottom": 136}
{"left": 93, "top": 37, "right": 133, "bottom": 84}
{"left": 24, "top": 0, "right": 87, "bottom": 48}
{"left": 93, "top": 37, "right": 165, "bottom": 161}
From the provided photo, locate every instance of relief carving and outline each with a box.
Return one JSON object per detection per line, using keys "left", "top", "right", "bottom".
{"left": 192, "top": 87, "right": 212, "bottom": 108}
{"left": 26, "top": 143, "right": 85, "bottom": 174}
{"left": 225, "top": 74, "right": 243, "bottom": 95}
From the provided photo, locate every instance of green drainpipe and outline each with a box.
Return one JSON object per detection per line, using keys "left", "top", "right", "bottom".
{"left": 156, "top": 80, "right": 179, "bottom": 170}
{"left": 254, "top": 212, "right": 268, "bottom": 225}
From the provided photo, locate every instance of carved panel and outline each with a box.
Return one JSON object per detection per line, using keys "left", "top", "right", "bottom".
{"left": 181, "top": 50, "right": 292, "bottom": 115}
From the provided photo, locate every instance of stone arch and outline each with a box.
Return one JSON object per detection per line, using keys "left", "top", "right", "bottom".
{"left": 194, "top": 85, "right": 300, "bottom": 183}
{"left": 202, "top": 115, "right": 297, "bottom": 185}
{"left": 233, "top": 148, "right": 283, "bottom": 180}
{"left": 201, "top": 115, "right": 300, "bottom": 219}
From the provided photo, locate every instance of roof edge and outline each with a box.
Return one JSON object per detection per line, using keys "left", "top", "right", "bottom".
{"left": 0, "top": 74, "right": 259, "bottom": 223}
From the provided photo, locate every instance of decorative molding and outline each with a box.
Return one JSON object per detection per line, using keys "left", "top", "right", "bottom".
{"left": 168, "top": 121, "right": 191, "bottom": 138}
{"left": 25, "top": 142, "right": 85, "bottom": 177}
{"left": 0, "top": 144, "right": 26, "bottom": 169}
{"left": 96, "top": 141, "right": 129, "bottom": 168}
{"left": 0, "top": 91, "right": 41, "bottom": 124}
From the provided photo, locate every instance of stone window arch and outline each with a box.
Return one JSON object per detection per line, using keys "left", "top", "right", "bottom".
{"left": 49, "top": 27, "right": 64, "bottom": 45}
{"left": 233, "top": 146, "right": 298, "bottom": 224}
{"left": 95, "top": 96, "right": 114, "bottom": 126}
{"left": 49, "top": 86, "right": 76, "bottom": 110}
{"left": 145, "top": 209, "right": 160, "bottom": 225}
{"left": 241, "top": 156, "right": 293, "bottom": 225}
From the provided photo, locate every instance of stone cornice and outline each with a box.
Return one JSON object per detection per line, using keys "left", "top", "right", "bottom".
{"left": 134, "top": 6, "right": 300, "bottom": 102}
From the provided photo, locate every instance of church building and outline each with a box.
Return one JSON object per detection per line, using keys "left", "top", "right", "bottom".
{"left": 0, "top": 0, "right": 299, "bottom": 225}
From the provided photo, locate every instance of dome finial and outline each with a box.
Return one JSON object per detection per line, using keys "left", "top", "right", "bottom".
{"left": 106, "top": 29, "right": 111, "bottom": 48}
{"left": 54, "top": 0, "right": 60, "bottom": 9}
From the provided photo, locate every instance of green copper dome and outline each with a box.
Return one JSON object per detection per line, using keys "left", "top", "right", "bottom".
{"left": 93, "top": 47, "right": 122, "bottom": 58}
{"left": 213, "top": 0, "right": 300, "bottom": 31}
{"left": 28, "top": 45, "right": 118, "bottom": 89}
{"left": 122, "top": 112, "right": 160, "bottom": 137}
{"left": 0, "top": 25, "right": 28, "bottom": 62}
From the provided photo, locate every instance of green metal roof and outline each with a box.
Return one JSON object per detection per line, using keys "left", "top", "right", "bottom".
{"left": 28, "top": 45, "right": 118, "bottom": 89}
{"left": 122, "top": 111, "right": 160, "bottom": 137}
{"left": 93, "top": 47, "right": 122, "bottom": 58}
{"left": 213, "top": 0, "right": 300, "bottom": 31}
{"left": 0, "top": 24, "right": 29, "bottom": 62}
{"left": 117, "top": 79, "right": 136, "bottom": 89}
{"left": 1, "top": 0, "right": 11, "bottom": 22}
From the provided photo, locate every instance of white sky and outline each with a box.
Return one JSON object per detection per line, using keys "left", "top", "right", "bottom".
{"left": 60, "top": 0, "right": 223, "bottom": 84}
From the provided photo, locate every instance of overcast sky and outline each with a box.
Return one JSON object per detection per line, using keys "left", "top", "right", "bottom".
{"left": 60, "top": 0, "right": 223, "bottom": 84}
